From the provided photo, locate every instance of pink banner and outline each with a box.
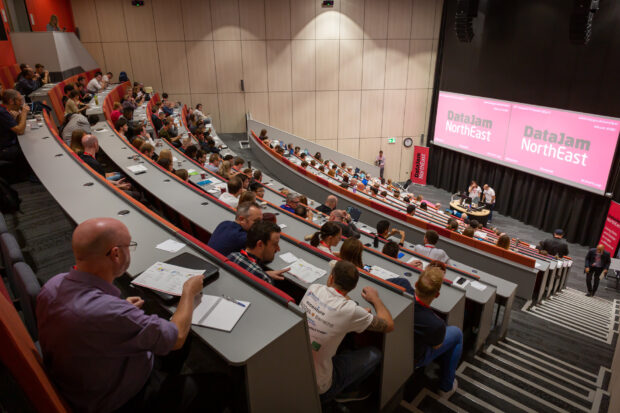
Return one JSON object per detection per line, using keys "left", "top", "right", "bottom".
{"left": 410, "top": 146, "right": 429, "bottom": 185}
{"left": 434, "top": 91, "right": 620, "bottom": 193}
{"left": 600, "top": 201, "right": 620, "bottom": 255}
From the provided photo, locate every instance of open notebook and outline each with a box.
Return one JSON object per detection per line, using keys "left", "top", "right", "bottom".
{"left": 192, "top": 295, "right": 250, "bottom": 332}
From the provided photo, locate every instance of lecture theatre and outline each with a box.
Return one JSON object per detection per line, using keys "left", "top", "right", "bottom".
{"left": 1, "top": 0, "right": 620, "bottom": 412}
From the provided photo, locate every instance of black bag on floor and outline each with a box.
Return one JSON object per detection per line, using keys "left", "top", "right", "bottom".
{"left": 0, "top": 178, "right": 21, "bottom": 213}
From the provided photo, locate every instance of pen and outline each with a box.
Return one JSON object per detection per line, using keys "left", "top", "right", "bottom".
{"left": 222, "top": 295, "right": 246, "bottom": 307}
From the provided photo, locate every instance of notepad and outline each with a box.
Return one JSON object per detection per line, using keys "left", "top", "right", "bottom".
{"left": 369, "top": 266, "right": 400, "bottom": 281}
{"left": 192, "top": 295, "right": 250, "bottom": 332}
{"left": 127, "top": 164, "right": 148, "bottom": 174}
{"left": 287, "top": 259, "right": 326, "bottom": 283}
{"left": 470, "top": 281, "right": 487, "bottom": 291}
{"left": 156, "top": 239, "right": 185, "bottom": 253}
{"left": 187, "top": 169, "right": 199, "bottom": 176}
{"left": 197, "top": 179, "right": 213, "bottom": 186}
{"left": 131, "top": 262, "right": 204, "bottom": 296}
{"left": 279, "top": 252, "right": 297, "bottom": 263}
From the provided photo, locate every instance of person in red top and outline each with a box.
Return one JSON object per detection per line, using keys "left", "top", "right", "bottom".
{"left": 110, "top": 102, "right": 123, "bottom": 124}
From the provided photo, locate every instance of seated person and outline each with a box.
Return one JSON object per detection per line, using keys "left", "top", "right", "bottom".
{"left": 445, "top": 218, "right": 459, "bottom": 232}
{"left": 0, "top": 89, "right": 29, "bottom": 171}
{"left": 329, "top": 209, "right": 361, "bottom": 239}
{"left": 218, "top": 175, "right": 243, "bottom": 208}
{"left": 79, "top": 135, "right": 135, "bottom": 194}
{"left": 496, "top": 234, "right": 510, "bottom": 250}
{"left": 196, "top": 149, "right": 207, "bottom": 166}
{"left": 64, "top": 90, "right": 89, "bottom": 115}
{"left": 140, "top": 143, "right": 158, "bottom": 161}
{"left": 374, "top": 220, "right": 405, "bottom": 247}
{"left": 34, "top": 63, "right": 50, "bottom": 84}
{"left": 175, "top": 168, "right": 189, "bottom": 182}
{"left": 412, "top": 230, "right": 450, "bottom": 264}
{"left": 406, "top": 204, "right": 416, "bottom": 217}
{"left": 36, "top": 218, "right": 228, "bottom": 412}
{"left": 115, "top": 118, "right": 129, "bottom": 138}
{"left": 387, "top": 265, "right": 462, "bottom": 397}
{"left": 280, "top": 192, "right": 301, "bottom": 213}
{"left": 300, "top": 261, "right": 394, "bottom": 404}
{"left": 61, "top": 114, "right": 99, "bottom": 144}
{"left": 232, "top": 157, "right": 245, "bottom": 173}
{"left": 86, "top": 72, "right": 104, "bottom": 94}
{"left": 14, "top": 68, "right": 41, "bottom": 100}
{"left": 249, "top": 181, "right": 265, "bottom": 199}
{"left": 308, "top": 222, "right": 342, "bottom": 255}
{"left": 462, "top": 227, "right": 475, "bottom": 238}
{"left": 158, "top": 119, "right": 181, "bottom": 147}
{"left": 258, "top": 128, "right": 269, "bottom": 142}
{"left": 316, "top": 195, "right": 338, "bottom": 215}
{"left": 227, "top": 221, "right": 289, "bottom": 284}
{"left": 151, "top": 103, "right": 163, "bottom": 131}
{"left": 382, "top": 241, "right": 400, "bottom": 259}
{"left": 295, "top": 204, "right": 309, "bottom": 219}
{"left": 208, "top": 202, "right": 262, "bottom": 256}
{"left": 205, "top": 153, "right": 220, "bottom": 173}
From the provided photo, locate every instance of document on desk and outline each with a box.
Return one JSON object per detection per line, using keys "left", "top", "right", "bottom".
{"left": 369, "top": 266, "right": 400, "bottom": 281}
{"left": 131, "top": 262, "right": 204, "bottom": 296}
{"left": 156, "top": 239, "right": 185, "bottom": 253}
{"left": 279, "top": 252, "right": 297, "bottom": 263}
{"left": 127, "top": 164, "right": 148, "bottom": 174}
{"left": 470, "top": 281, "right": 487, "bottom": 291}
{"left": 287, "top": 259, "right": 326, "bottom": 283}
{"left": 192, "top": 295, "right": 250, "bottom": 332}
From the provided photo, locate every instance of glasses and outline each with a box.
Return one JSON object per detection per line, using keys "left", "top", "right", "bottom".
{"left": 106, "top": 241, "right": 138, "bottom": 256}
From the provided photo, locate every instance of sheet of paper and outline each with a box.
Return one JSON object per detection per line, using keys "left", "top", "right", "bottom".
{"left": 406, "top": 257, "right": 427, "bottom": 269}
{"left": 369, "top": 266, "right": 400, "bottom": 281}
{"left": 529, "top": 244, "right": 536, "bottom": 249}
{"left": 287, "top": 259, "right": 326, "bottom": 283}
{"left": 196, "top": 179, "right": 212, "bottom": 186}
{"left": 173, "top": 157, "right": 178, "bottom": 162}
{"left": 279, "top": 224, "right": 287, "bottom": 229}
{"left": 127, "top": 164, "right": 148, "bottom": 174}
{"left": 187, "top": 169, "right": 199, "bottom": 175}
{"left": 156, "top": 239, "right": 186, "bottom": 253}
{"left": 470, "top": 281, "right": 487, "bottom": 291}
{"left": 215, "top": 183, "right": 227, "bottom": 190}
{"left": 192, "top": 295, "right": 250, "bottom": 332}
{"left": 207, "top": 189, "right": 220, "bottom": 195}
{"left": 131, "top": 262, "right": 204, "bottom": 295}
{"left": 279, "top": 252, "right": 297, "bottom": 263}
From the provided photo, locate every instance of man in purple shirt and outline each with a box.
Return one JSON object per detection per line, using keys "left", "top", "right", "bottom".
{"left": 36, "top": 218, "right": 222, "bottom": 412}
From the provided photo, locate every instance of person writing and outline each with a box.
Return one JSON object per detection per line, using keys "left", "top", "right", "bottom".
{"left": 584, "top": 244, "right": 611, "bottom": 297}
{"left": 36, "top": 218, "right": 228, "bottom": 412}
{"left": 300, "top": 261, "right": 394, "bottom": 406}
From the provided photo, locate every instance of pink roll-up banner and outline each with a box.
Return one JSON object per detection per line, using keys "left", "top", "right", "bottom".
{"left": 410, "top": 146, "right": 429, "bottom": 185}
{"left": 599, "top": 201, "right": 620, "bottom": 255}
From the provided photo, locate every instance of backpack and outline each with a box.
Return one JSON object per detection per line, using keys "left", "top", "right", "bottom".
{"left": 119, "top": 71, "right": 129, "bottom": 82}
{"left": 0, "top": 178, "right": 21, "bottom": 213}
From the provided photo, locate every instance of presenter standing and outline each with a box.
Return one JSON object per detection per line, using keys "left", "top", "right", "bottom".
{"left": 482, "top": 184, "right": 496, "bottom": 223}
{"left": 468, "top": 181, "right": 482, "bottom": 204}
{"left": 376, "top": 151, "right": 386, "bottom": 179}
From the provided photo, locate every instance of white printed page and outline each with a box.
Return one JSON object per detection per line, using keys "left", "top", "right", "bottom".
{"left": 131, "top": 262, "right": 204, "bottom": 296}
{"left": 287, "top": 259, "right": 326, "bottom": 284}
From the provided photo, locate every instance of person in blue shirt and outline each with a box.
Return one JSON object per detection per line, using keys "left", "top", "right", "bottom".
{"left": 207, "top": 202, "right": 263, "bottom": 256}
{"left": 280, "top": 192, "right": 301, "bottom": 213}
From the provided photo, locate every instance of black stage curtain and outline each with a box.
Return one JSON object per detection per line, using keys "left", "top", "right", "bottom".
{"left": 427, "top": 144, "right": 620, "bottom": 246}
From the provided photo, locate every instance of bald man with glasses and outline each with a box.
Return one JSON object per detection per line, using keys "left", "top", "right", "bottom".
{"left": 37, "top": 218, "right": 229, "bottom": 412}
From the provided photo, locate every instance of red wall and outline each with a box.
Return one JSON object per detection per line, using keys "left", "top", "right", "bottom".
{"left": 0, "top": 0, "right": 16, "bottom": 66}
{"left": 25, "top": 0, "right": 75, "bottom": 32}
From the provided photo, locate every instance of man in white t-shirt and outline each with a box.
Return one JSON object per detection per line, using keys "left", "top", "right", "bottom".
{"left": 467, "top": 181, "right": 482, "bottom": 204}
{"left": 482, "top": 184, "right": 496, "bottom": 223}
{"left": 218, "top": 175, "right": 243, "bottom": 208}
{"left": 300, "top": 261, "right": 394, "bottom": 405}
{"left": 86, "top": 72, "right": 104, "bottom": 94}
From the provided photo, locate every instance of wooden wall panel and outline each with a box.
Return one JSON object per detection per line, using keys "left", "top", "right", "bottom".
{"left": 218, "top": 93, "right": 246, "bottom": 132}
{"left": 152, "top": 0, "right": 184, "bottom": 41}
{"left": 291, "top": 40, "right": 316, "bottom": 91}
{"left": 190, "top": 93, "right": 220, "bottom": 130}
{"left": 315, "top": 91, "right": 338, "bottom": 140}
{"left": 166, "top": 94, "right": 190, "bottom": 107}
{"left": 211, "top": 0, "right": 241, "bottom": 40}
{"left": 181, "top": 0, "right": 213, "bottom": 41}
{"left": 269, "top": 92, "right": 293, "bottom": 132}
{"left": 71, "top": 0, "right": 100, "bottom": 42}
{"left": 157, "top": 42, "right": 190, "bottom": 94}
{"left": 245, "top": 92, "right": 270, "bottom": 124}
{"left": 433, "top": 0, "right": 443, "bottom": 38}
{"left": 185, "top": 41, "right": 218, "bottom": 93}
{"left": 363, "top": 0, "right": 388, "bottom": 40}
{"left": 94, "top": 0, "right": 127, "bottom": 42}
{"left": 101, "top": 42, "right": 133, "bottom": 81}
{"left": 380, "top": 136, "right": 403, "bottom": 179}
{"left": 403, "top": 89, "right": 428, "bottom": 136}
{"left": 290, "top": 0, "right": 315, "bottom": 39}
{"left": 387, "top": 0, "right": 413, "bottom": 39}
{"left": 316, "top": 139, "right": 338, "bottom": 151}
{"left": 407, "top": 40, "right": 432, "bottom": 89}
{"left": 123, "top": 0, "right": 156, "bottom": 41}
{"left": 411, "top": 0, "right": 435, "bottom": 39}
{"left": 338, "top": 40, "right": 362, "bottom": 90}
{"left": 239, "top": 0, "right": 265, "bottom": 40}
{"left": 265, "top": 0, "right": 291, "bottom": 40}
{"left": 292, "top": 91, "right": 316, "bottom": 140}
{"left": 266, "top": 40, "right": 292, "bottom": 91}
{"left": 360, "top": 90, "right": 384, "bottom": 138}
{"left": 82, "top": 42, "right": 105, "bottom": 71}
{"left": 361, "top": 39, "right": 387, "bottom": 90}
{"left": 359, "top": 137, "right": 382, "bottom": 165}
{"left": 316, "top": 40, "right": 339, "bottom": 90}
{"left": 241, "top": 41, "right": 269, "bottom": 92}
{"left": 399, "top": 144, "right": 414, "bottom": 180}
{"left": 129, "top": 42, "right": 162, "bottom": 93}
{"left": 214, "top": 41, "right": 243, "bottom": 93}
{"left": 338, "top": 90, "right": 361, "bottom": 139}
{"left": 385, "top": 40, "right": 410, "bottom": 89}
{"left": 338, "top": 138, "right": 360, "bottom": 159}
{"left": 340, "top": 0, "right": 364, "bottom": 39}
{"left": 381, "top": 90, "right": 406, "bottom": 137}
{"left": 316, "top": 0, "right": 340, "bottom": 39}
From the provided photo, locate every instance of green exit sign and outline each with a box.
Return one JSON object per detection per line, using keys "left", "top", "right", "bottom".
{"left": 387, "top": 138, "right": 396, "bottom": 144}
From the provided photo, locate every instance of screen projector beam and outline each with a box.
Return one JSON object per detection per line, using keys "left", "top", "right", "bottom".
{"left": 433, "top": 91, "right": 620, "bottom": 195}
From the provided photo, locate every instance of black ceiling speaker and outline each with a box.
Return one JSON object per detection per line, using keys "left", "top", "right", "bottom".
{"left": 569, "top": 0, "right": 600, "bottom": 45}
{"left": 455, "top": 0, "right": 479, "bottom": 43}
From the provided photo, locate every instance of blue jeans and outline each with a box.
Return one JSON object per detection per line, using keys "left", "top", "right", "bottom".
{"left": 415, "top": 326, "right": 463, "bottom": 391}
{"left": 320, "top": 346, "right": 382, "bottom": 403}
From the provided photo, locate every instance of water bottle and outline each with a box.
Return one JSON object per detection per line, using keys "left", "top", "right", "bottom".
{"left": 94, "top": 94, "right": 99, "bottom": 105}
